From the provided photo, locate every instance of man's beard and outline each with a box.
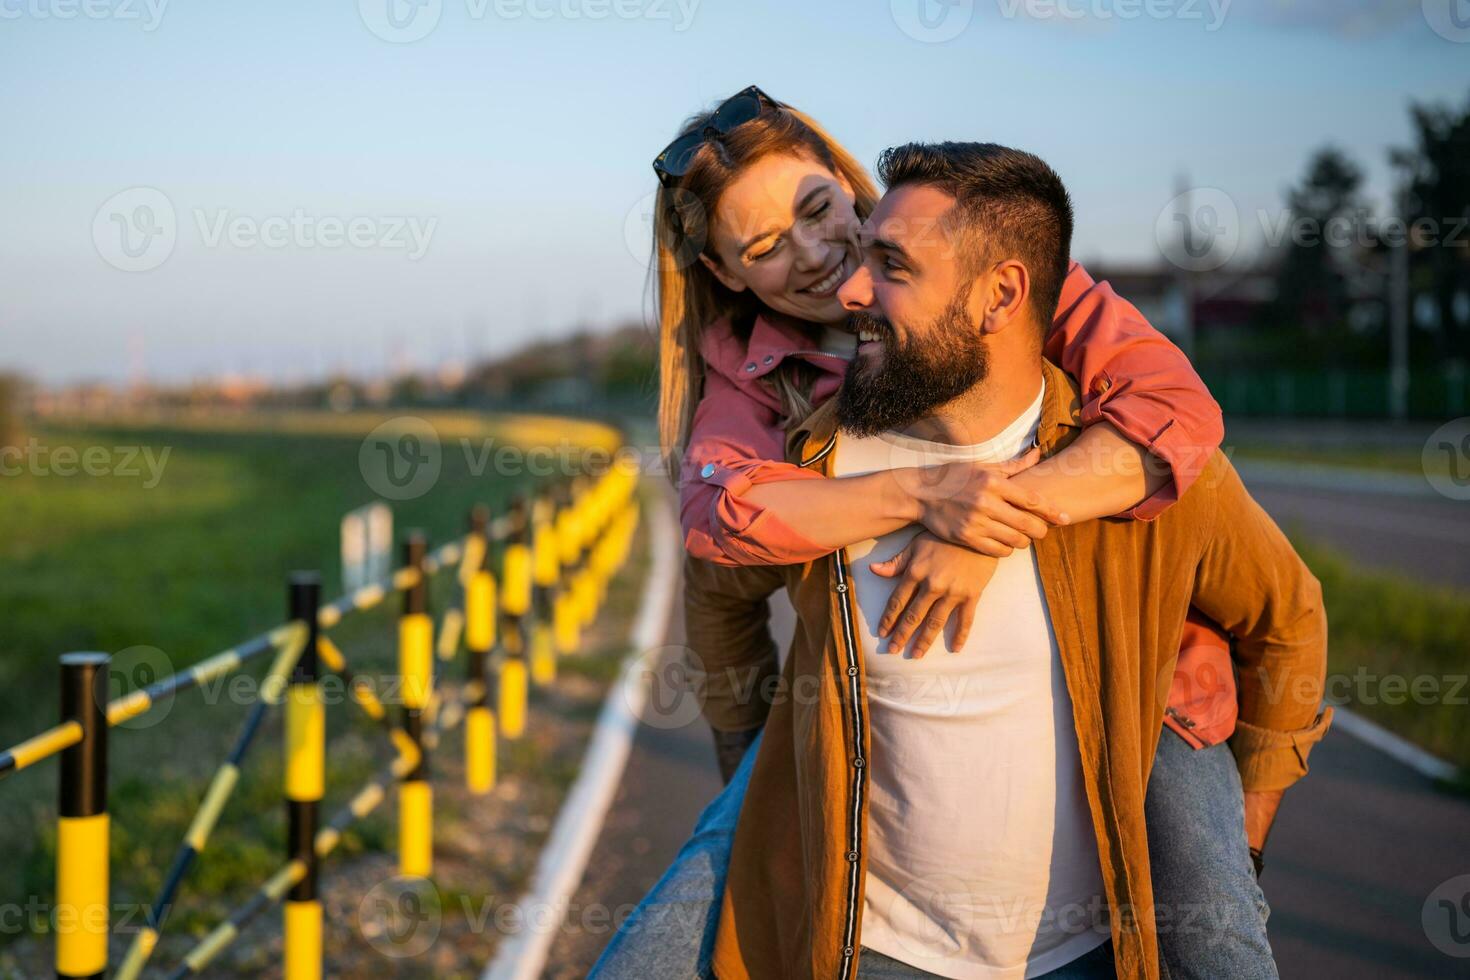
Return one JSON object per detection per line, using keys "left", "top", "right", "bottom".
{"left": 835, "top": 291, "right": 989, "bottom": 438}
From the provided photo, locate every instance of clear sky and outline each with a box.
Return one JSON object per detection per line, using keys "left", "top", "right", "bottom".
{"left": 2, "top": 0, "right": 1467, "bottom": 383}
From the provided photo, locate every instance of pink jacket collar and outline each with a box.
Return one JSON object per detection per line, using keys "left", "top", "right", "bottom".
{"left": 699, "top": 313, "right": 848, "bottom": 385}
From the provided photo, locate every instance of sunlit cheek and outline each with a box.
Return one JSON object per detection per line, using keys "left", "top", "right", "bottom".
{"left": 742, "top": 260, "right": 789, "bottom": 304}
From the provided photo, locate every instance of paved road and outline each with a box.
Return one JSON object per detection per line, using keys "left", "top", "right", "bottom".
{"left": 547, "top": 485, "right": 1470, "bottom": 978}
{"left": 1235, "top": 461, "right": 1470, "bottom": 589}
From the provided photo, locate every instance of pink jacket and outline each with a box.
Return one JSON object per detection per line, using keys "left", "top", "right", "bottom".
{"left": 678, "top": 261, "right": 1236, "bottom": 748}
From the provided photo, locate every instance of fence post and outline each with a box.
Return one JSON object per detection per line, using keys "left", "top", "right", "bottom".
{"left": 529, "top": 493, "right": 559, "bottom": 688}
{"left": 56, "top": 652, "right": 109, "bottom": 980}
{"left": 499, "top": 497, "right": 531, "bottom": 740}
{"left": 284, "top": 573, "right": 323, "bottom": 980}
{"left": 464, "top": 506, "right": 497, "bottom": 794}
{"left": 398, "top": 532, "right": 433, "bottom": 878}
{"left": 553, "top": 480, "right": 582, "bottom": 657}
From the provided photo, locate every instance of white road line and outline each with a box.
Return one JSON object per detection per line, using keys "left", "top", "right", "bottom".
{"left": 481, "top": 486, "right": 680, "bottom": 980}
{"left": 1331, "top": 705, "right": 1462, "bottom": 783}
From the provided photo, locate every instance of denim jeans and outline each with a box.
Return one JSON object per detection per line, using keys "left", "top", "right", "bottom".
{"left": 858, "top": 940, "right": 1113, "bottom": 978}
{"left": 1145, "top": 726, "right": 1276, "bottom": 980}
{"left": 590, "top": 727, "right": 1273, "bottom": 979}
{"left": 588, "top": 729, "right": 762, "bottom": 979}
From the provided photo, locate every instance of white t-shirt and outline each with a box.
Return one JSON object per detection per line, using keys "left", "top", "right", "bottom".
{"left": 834, "top": 383, "right": 1109, "bottom": 980}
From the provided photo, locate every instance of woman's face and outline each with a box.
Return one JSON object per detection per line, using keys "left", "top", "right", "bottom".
{"left": 701, "top": 152, "right": 862, "bottom": 327}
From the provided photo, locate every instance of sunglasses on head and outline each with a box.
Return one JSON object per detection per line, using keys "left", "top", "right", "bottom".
{"left": 652, "top": 85, "right": 783, "bottom": 187}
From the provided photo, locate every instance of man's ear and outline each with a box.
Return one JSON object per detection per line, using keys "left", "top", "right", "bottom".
{"left": 698, "top": 252, "right": 748, "bottom": 294}
{"left": 977, "top": 260, "right": 1030, "bottom": 335}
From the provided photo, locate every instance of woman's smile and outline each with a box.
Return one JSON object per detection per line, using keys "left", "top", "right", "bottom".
{"left": 797, "top": 252, "right": 852, "bottom": 298}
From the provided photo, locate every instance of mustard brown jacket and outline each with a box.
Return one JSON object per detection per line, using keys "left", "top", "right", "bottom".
{"left": 696, "top": 360, "right": 1332, "bottom": 980}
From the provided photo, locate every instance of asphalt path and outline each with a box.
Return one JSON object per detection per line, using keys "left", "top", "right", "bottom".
{"left": 1234, "top": 459, "right": 1470, "bottom": 589}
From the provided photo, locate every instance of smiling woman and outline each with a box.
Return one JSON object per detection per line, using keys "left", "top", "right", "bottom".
{"left": 650, "top": 89, "right": 879, "bottom": 468}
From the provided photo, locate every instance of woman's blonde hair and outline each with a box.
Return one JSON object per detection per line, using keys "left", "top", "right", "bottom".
{"left": 650, "top": 97, "right": 879, "bottom": 480}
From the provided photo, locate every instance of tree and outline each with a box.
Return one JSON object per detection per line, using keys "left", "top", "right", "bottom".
{"left": 1392, "top": 90, "right": 1470, "bottom": 361}
{"left": 1269, "top": 146, "right": 1365, "bottom": 347}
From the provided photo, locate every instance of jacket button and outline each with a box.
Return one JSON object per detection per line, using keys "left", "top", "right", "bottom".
{"left": 745, "top": 362, "right": 757, "bottom": 372}
{"left": 846, "top": 850, "right": 859, "bottom": 862}
{"left": 763, "top": 354, "right": 774, "bottom": 364}
{"left": 700, "top": 463, "right": 716, "bottom": 479}
{"left": 847, "top": 666, "right": 858, "bottom": 677}
{"left": 843, "top": 946, "right": 855, "bottom": 957}
{"left": 853, "top": 757, "right": 864, "bottom": 768}
{"left": 836, "top": 583, "right": 848, "bottom": 593}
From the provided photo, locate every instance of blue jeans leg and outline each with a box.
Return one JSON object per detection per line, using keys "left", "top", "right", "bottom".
{"left": 856, "top": 940, "right": 1114, "bottom": 978}
{"left": 1146, "top": 726, "right": 1277, "bottom": 980}
{"left": 587, "top": 729, "right": 763, "bottom": 980}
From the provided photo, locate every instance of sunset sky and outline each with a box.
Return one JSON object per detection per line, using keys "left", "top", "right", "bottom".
{"left": 3, "top": 0, "right": 1466, "bottom": 382}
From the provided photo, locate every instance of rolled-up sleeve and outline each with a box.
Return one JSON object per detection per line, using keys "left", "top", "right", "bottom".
{"left": 680, "top": 370, "right": 830, "bottom": 567}
{"left": 1044, "top": 263, "right": 1225, "bottom": 520}
{"left": 1188, "top": 454, "right": 1333, "bottom": 792}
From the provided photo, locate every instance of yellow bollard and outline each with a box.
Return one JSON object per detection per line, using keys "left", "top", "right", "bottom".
{"left": 499, "top": 498, "right": 533, "bottom": 739}
{"left": 398, "top": 533, "right": 434, "bottom": 879}
{"left": 554, "top": 590, "right": 579, "bottom": 655}
{"left": 499, "top": 657, "right": 528, "bottom": 740}
{"left": 56, "top": 652, "right": 109, "bottom": 980}
{"left": 284, "top": 574, "right": 324, "bottom": 980}
{"left": 530, "top": 494, "right": 561, "bottom": 687}
{"left": 465, "top": 506, "right": 497, "bottom": 794}
{"left": 530, "top": 621, "right": 556, "bottom": 686}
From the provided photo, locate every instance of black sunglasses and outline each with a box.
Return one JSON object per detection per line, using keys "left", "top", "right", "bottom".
{"left": 652, "top": 85, "right": 782, "bottom": 187}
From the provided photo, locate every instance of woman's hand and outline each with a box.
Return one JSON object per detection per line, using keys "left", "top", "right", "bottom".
{"left": 905, "top": 448, "right": 1068, "bottom": 557}
{"left": 869, "top": 532, "right": 999, "bottom": 658}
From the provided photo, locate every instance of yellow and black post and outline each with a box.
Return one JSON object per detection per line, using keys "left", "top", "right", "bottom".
{"left": 529, "top": 492, "right": 560, "bottom": 687}
{"left": 398, "top": 532, "right": 434, "bottom": 878}
{"left": 284, "top": 573, "right": 324, "bottom": 980}
{"left": 464, "top": 505, "right": 497, "bottom": 794}
{"left": 552, "top": 479, "right": 583, "bottom": 657}
{"left": 498, "top": 496, "right": 532, "bottom": 739}
{"left": 56, "top": 651, "right": 109, "bottom": 980}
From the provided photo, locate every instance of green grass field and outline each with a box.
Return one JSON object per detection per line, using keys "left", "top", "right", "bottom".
{"left": 1230, "top": 443, "right": 1434, "bottom": 477}
{"left": 1290, "top": 536, "right": 1470, "bottom": 775}
{"left": 0, "top": 412, "right": 628, "bottom": 957}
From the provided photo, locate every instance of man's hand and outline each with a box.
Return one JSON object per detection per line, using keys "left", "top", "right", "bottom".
{"left": 1243, "top": 788, "right": 1284, "bottom": 854}
{"left": 908, "top": 449, "right": 1067, "bottom": 557}
{"left": 870, "top": 532, "right": 998, "bottom": 657}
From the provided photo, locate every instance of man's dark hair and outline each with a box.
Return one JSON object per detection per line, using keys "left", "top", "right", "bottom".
{"left": 876, "top": 142, "right": 1074, "bottom": 327}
